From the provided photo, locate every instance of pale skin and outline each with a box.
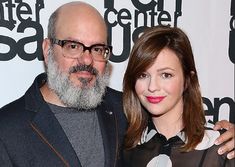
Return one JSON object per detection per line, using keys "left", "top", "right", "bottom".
{"left": 41, "top": 2, "right": 107, "bottom": 107}
{"left": 39, "top": 1, "right": 234, "bottom": 159}
{"left": 135, "top": 48, "right": 185, "bottom": 139}
{"left": 135, "top": 48, "right": 235, "bottom": 159}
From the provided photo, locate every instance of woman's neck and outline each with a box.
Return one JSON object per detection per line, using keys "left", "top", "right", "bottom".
{"left": 152, "top": 102, "right": 184, "bottom": 139}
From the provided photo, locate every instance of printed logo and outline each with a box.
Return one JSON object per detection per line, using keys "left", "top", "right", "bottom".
{"left": 0, "top": 0, "right": 44, "bottom": 61}
{"left": 203, "top": 97, "right": 235, "bottom": 123}
{"left": 104, "top": 0, "right": 182, "bottom": 63}
{"left": 103, "top": 0, "right": 234, "bottom": 123}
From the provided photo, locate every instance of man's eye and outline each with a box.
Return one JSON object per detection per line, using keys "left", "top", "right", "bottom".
{"left": 69, "top": 43, "right": 78, "bottom": 49}
{"left": 64, "top": 42, "right": 79, "bottom": 49}
{"left": 93, "top": 47, "right": 104, "bottom": 54}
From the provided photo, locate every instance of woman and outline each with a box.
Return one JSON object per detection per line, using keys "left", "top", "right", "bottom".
{"left": 123, "top": 25, "right": 234, "bottom": 167}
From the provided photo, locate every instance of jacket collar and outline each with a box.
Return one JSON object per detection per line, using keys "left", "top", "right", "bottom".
{"left": 139, "top": 119, "right": 186, "bottom": 145}
{"left": 25, "top": 73, "right": 81, "bottom": 167}
{"left": 97, "top": 96, "right": 119, "bottom": 167}
{"left": 25, "top": 73, "right": 119, "bottom": 167}
{"left": 139, "top": 119, "right": 220, "bottom": 151}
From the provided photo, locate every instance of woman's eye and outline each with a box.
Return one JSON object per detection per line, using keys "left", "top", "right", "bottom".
{"left": 162, "top": 73, "right": 172, "bottom": 79}
{"left": 138, "top": 73, "right": 148, "bottom": 79}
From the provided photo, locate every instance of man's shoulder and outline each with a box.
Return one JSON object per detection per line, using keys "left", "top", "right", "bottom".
{"left": 0, "top": 96, "right": 25, "bottom": 115}
{"left": 0, "top": 95, "right": 33, "bottom": 131}
{"left": 105, "top": 87, "right": 127, "bottom": 131}
{"left": 105, "top": 87, "right": 123, "bottom": 99}
{"left": 0, "top": 73, "right": 46, "bottom": 117}
{"left": 104, "top": 87, "right": 123, "bottom": 108}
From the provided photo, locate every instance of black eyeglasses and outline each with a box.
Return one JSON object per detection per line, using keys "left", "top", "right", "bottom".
{"left": 50, "top": 38, "right": 112, "bottom": 61}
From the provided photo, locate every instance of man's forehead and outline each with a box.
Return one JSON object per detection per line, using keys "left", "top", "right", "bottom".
{"left": 57, "top": 2, "right": 100, "bottom": 19}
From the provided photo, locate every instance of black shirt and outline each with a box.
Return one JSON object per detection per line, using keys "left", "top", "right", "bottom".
{"left": 124, "top": 121, "right": 234, "bottom": 167}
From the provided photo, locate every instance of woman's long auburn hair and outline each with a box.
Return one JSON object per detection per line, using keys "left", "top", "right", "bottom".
{"left": 123, "top": 25, "right": 206, "bottom": 151}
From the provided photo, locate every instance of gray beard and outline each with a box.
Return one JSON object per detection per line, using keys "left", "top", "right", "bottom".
{"left": 46, "top": 50, "right": 110, "bottom": 110}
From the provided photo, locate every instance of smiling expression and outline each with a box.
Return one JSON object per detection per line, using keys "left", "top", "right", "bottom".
{"left": 135, "top": 48, "right": 185, "bottom": 118}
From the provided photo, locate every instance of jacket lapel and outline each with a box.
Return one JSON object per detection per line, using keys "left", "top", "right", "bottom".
{"left": 97, "top": 102, "right": 118, "bottom": 167}
{"left": 25, "top": 74, "right": 121, "bottom": 167}
{"left": 30, "top": 104, "right": 81, "bottom": 167}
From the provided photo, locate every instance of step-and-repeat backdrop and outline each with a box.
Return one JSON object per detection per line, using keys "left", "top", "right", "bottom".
{"left": 0, "top": 0, "right": 234, "bottom": 123}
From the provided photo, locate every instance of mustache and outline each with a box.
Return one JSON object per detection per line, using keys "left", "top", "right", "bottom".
{"left": 69, "top": 64, "right": 98, "bottom": 76}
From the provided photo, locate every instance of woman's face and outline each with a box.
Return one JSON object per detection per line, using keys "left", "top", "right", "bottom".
{"left": 135, "top": 48, "right": 185, "bottom": 117}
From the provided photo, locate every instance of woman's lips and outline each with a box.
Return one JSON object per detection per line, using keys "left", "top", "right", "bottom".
{"left": 146, "top": 96, "right": 165, "bottom": 104}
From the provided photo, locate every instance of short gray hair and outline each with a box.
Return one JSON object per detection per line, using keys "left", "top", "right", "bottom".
{"left": 47, "top": 9, "right": 59, "bottom": 39}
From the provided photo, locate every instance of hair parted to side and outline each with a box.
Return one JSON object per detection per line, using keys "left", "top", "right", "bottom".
{"left": 123, "top": 25, "right": 205, "bottom": 151}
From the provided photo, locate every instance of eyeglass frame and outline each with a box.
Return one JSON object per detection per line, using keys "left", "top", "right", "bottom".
{"left": 50, "top": 38, "right": 112, "bottom": 61}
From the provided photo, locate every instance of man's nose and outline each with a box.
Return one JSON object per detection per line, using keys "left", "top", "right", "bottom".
{"left": 78, "top": 50, "right": 93, "bottom": 66}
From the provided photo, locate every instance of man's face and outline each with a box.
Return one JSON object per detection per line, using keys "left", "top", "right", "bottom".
{"left": 46, "top": 49, "right": 110, "bottom": 109}
{"left": 46, "top": 5, "right": 108, "bottom": 88}
{"left": 43, "top": 5, "right": 111, "bottom": 109}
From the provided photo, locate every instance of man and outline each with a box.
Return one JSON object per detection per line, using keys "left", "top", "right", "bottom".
{"left": 0, "top": 2, "right": 126, "bottom": 167}
{"left": 0, "top": 1, "right": 234, "bottom": 167}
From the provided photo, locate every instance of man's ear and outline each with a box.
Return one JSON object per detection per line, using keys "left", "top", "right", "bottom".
{"left": 42, "top": 38, "right": 51, "bottom": 66}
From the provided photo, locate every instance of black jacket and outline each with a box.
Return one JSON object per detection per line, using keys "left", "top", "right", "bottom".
{"left": 0, "top": 73, "right": 127, "bottom": 167}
